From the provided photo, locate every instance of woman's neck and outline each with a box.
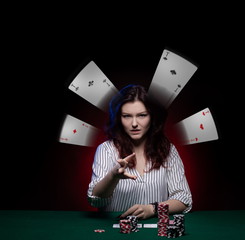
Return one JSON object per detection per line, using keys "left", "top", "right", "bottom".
{"left": 132, "top": 138, "right": 146, "bottom": 153}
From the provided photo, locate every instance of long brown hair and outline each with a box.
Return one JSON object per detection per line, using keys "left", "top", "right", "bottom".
{"left": 106, "top": 84, "right": 170, "bottom": 170}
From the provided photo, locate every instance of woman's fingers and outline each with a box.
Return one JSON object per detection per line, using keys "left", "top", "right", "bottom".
{"left": 115, "top": 153, "right": 137, "bottom": 180}
{"left": 117, "top": 167, "right": 137, "bottom": 179}
{"left": 123, "top": 153, "right": 136, "bottom": 163}
{"left": 120, "top": 204, "right": 154, "bottom": 219}
{"left": 117, "top": 153, "right": 135, "bottom": 167}
{"left": 123, "top": 171, "right": 137, "bottom": 180}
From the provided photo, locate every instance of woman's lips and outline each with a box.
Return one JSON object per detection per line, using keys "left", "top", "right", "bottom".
{"left": 130, "top": 129, "right": 141, "bottom": 134}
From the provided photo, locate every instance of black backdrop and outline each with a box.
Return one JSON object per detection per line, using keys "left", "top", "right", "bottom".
{"left": 1, "top": 12, "right": 243, "bottom": 211}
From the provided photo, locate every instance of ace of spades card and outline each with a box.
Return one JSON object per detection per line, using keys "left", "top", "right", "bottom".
{"left": 148, "top": 49, "right": 198, "bottom": 108}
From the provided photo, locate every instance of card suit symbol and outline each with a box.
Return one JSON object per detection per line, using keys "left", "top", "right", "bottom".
{"left": 73, "top": 129, "right": 77, "bottom": 134}
{"left": 195, "top": 138, "right": 198, "bottom": 141}
{"left": 200, "top": 124, "right": 204, "bottom": 130}
{"left": 88, "top": 81, "right": 94, "bottom": 87}
{"left": 170, "top": 70, "right": 177, "bottom": 75}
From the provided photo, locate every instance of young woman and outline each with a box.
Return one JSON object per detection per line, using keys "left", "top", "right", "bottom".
{"left": 87, "top": 84, "right": 192, "bottom": 219}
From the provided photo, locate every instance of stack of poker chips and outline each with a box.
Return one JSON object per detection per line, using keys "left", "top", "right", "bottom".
{"left": 157, "top": 203, "right": 169, "bottom": 236}
{"left": 173, "top": 214, "right": 185, "bottom": 236}
{"left": 166, "top": 225, "right": 179, "bottom": 238}
{"left": 119, "top": 219, "right": 131, "bottom": 233}
{"left": 126, "top": 215, "right": 139, "bottom": 232}
{"left": 166, "top": 214, "right": 185, "bottom": 238}
{"left": 119, "top": 215, "right": 139, "bottom": 233}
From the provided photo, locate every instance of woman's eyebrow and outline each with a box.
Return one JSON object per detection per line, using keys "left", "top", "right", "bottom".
{"left": 121, "top": 111, "right": 148, "bottom": 115}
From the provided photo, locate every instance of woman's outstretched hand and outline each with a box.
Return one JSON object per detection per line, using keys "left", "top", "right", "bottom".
{"left": 112, "top": 153, "right": 137, "bottom": 180}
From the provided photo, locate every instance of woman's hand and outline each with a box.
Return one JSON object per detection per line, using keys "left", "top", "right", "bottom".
{"left": 92, "top": 153, "right": 137, "bottom": 198}
{"left": 112, "top": 153, "right": 137, "bottom": 180}
{"left": 120, "top": 204, "right": 155, "bottom": 220}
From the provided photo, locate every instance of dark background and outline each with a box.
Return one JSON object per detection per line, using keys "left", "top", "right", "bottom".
{"left": 2, "top": 10, "right": 243, "bottom": 212}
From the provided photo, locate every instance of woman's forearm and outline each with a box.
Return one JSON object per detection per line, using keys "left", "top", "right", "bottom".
{"left": 92, "top": 171, "right": 120, "bottom": 198}
{"left": 161, "top": 199, "right": 188, "bottom": 214}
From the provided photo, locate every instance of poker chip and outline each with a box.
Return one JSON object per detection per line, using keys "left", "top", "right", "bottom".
{"left": 173, "top": 214, "right": 185, "bottom": 236}
{"left": 119, "top": 215, "right": 139, "bottom": 233}
{"left": 94, "top": 229, "right": 105, "bottom": 233}
{"left": 116, "top": 211, "right": 186, "bottom": 238}
{"left": 157, "top": 203, "right": 169, "bottom": 237}
{"left": 119, "top": 219, "right": 131, "bottom": 233}
{"left": 167, "top": 225, "right": 178, "bottom": 238}
{"left": 126, "top": 215, "right": 139, "bottom": 232}
{"left": 156, "top": 202, "right": 186, "bottom": 238}
{"left": 166, "top": 214, "right": 185, "bottom": 238}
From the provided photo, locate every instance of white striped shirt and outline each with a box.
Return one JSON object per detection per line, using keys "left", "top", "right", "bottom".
{"left": 87, "top": 140, "right": 192, "bottom": 213}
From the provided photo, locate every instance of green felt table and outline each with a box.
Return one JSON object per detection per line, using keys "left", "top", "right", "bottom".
{"left": 0, "top": 210, "right": 244, "bottom": 240}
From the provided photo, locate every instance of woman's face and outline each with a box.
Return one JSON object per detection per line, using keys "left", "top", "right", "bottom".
{"left": 121, "top": 100, "right": 151, "bottom": 142}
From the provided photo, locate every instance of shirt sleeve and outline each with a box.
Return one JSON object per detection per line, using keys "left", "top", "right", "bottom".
{"left": 87, "top": 142, "right": 118, "bottom": 208}
{"left": 167, "top": 145, "right": 193, "bottom": 213}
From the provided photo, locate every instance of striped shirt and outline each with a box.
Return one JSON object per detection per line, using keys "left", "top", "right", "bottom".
{"left": 87, "top": 140, "right": 192, "bottom": 213}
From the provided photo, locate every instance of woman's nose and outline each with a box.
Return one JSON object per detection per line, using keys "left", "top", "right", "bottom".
{"left": 132, "top": 117, "right": 138, "bottom": 128}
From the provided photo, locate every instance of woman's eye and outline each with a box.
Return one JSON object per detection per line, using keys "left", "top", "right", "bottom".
{"left": 139, "top": 114, "right": 148, "bottom": 118}
{"left": 122, "top": 115, "right": 131, "bottom": 118}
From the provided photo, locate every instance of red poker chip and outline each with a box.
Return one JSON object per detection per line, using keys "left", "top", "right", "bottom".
{"left": 94, "top": 229, "right": 105, "bottom": 233}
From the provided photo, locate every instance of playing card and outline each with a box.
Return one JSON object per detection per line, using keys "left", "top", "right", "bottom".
{"left": 148, "top": 49, "right": 198, "bottom": 108}
{"left": 112, "top": 224, "right": 142, "bottom": 228}
{"left": 59, "top": 114, "right": 100, "bottom": 147}
{"left": 174, "top": 107, "right": 219, "bottom": 145}
{"left": 68, "top": 61, "right": 118, "bottom": 112}
{"left": 143, "top": 224, "right": 158, "bottom": 228}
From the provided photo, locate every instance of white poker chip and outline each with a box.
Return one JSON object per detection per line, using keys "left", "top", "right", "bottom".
{"left": 94, "top": 229, "right": 105, "bottom": 233}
